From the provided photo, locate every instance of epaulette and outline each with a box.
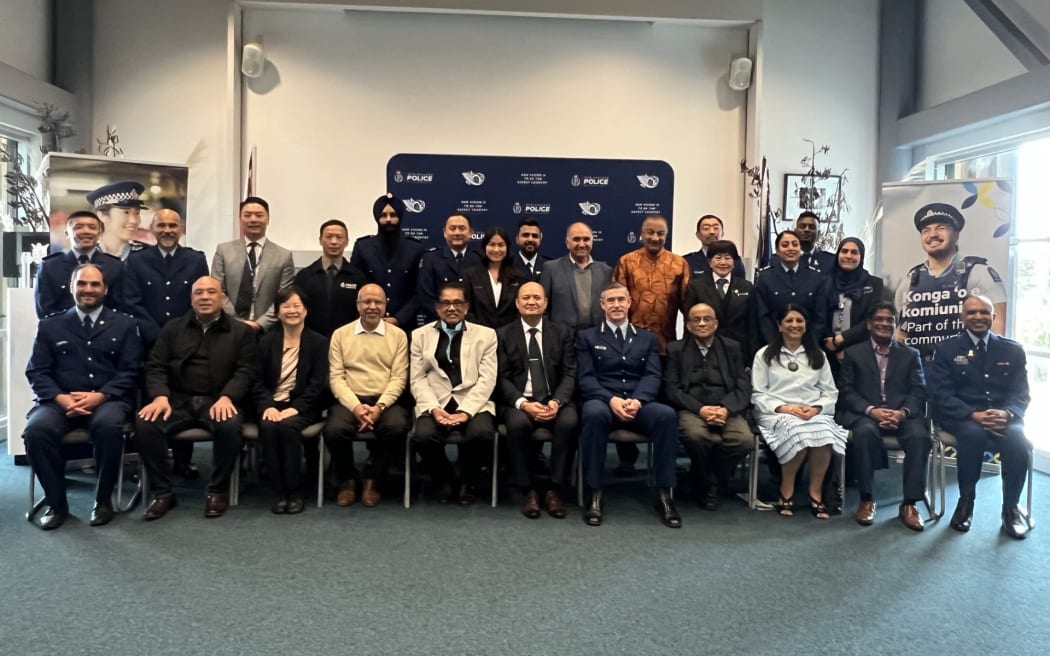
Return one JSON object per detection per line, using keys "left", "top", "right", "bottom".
{"left": 354, "top": 234, "right": 373, "bottom": 242}
{"left": 42, "top": 310, "right": 66, "bottom": 319}
{"left": 98, "top": 252, "right": 121, "bottom": 262}
{"left": 128, "top": 240, "right": 146, "bottom": 253}
{"left": 42, "top": 251, "right": 63, "bottom": 261}
{"left": 758, "top": 265, "right": 771, "bottom": 272}
{"left": 426, "top": 246, "right": 439, "bottom": 252}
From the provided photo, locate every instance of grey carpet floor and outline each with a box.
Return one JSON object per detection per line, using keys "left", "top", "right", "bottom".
{"left": 0, "top": 449, "right": 1047, "bottom": 656}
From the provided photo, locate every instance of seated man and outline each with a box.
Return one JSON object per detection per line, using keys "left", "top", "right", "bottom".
{"left": 136, "top": 276, "right": 257, "bottom": 520}
{"left": 410, "top": 282, "right": 497, "bottom": 505}
{"left": 577, "top": 282, "right": 681, "bottom": 528}
{"left": 929, "top": 295, "right": 1033, "bottom": 540}
{"left": 663, "top": 302, "right": 751, "bottom": 511}
{"left": 24, "top": 264, "right": 141, "bottom": 530}
{"left": 838, "top": 302, "right": 929, "bottom": 531}
{"left": 324, "top": 283, "right": 411, "bottom": 507}
{"left": 496, "top": 282, "right": 578, "bottom": 519}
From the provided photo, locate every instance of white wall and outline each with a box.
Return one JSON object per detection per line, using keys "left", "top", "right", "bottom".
{"left": 0, "top": 1, "right": 50, "bottom": 81}
{"left": 242, "top": 8, "right": 748, "bottom": 254}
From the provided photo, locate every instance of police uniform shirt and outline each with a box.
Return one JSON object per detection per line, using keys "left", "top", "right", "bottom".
{"left": 893, "top": 253, "right": 1007, "bottom": 311}
{"left": 349, "top": 234, "right": 426, "bottom": 326}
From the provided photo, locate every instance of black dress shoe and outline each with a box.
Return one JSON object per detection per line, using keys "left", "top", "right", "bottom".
{"left": 656, "top": 491, "right": 682, "bottom": 529}
{"left": 436, "top": 483, "right": 454, "bottom": 504}
{"left": 286, "top": 497, "right": 305, "bottom": 514}
{"left": 457, "top": 484, "right": 476, "bottom": 507}
{"left": 950, "top": 497, "right": 974, "bottom": 532}
{"left": 89, "top": 501, "right": 115, "bottom": 527}
{"left": 271, "top": 497, "right": 288, "bottom": 514}
{"left": 1001, "top": 505, "right": 1031, "bottom": 540}
{"left": 144, "top": 494, "right": 177, "bottom": 521}
{"left": 583, "top": 491, "right": 603, "bottom": 526}
{"left": 699, "top": 485, "right": 720, "bottom": 511}
{"left": 38, "top": 506, "right": 67, "bottom": 531}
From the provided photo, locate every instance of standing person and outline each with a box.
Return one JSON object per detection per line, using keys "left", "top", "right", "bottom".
{"left": 682, "top": 214, "right": 746, "bottom": 279}
{"left": 682, "top": 240, "right": 756, "bottom": 358}
{"left": 23, "top": 264, "right": 141, "bottom": 529}
{"left": 350, "top": 193, "right": 426, "bottom": 328}
{"left": 894, "top": 203, "right": 1007, "bottom": 357}
{"left": 324, "top": 284, "right": 411, "bottom": 508}
{"left": 253, "top": 286, "right": 329, "bottom": 514}
{"left": 211, "top": 197, "right": 295, "bottom": 333}
{"left": 751, "top": 304, "right": 847, "bottom": 520}
{"left": 929, "top": 295, "right": 1032, "bottom": 539}
{"left": 823, "top": 237, "right": 885, "bottom": 359}
{"left": 576, "top": 283, "right": 681, "bottom": 529}
{"left": 294, "top": 219, "right": 367, "bottom": 337}
{"left": 35, "top": 211, "right": 124, "bottom": 319}
{"left": 136, "top": 276, "right": 258, "bottom": 520}
{"left": 612, "top": 214, "right": 690, "bottom": 354}
{"left": 496, "top": 282, "right": 578, "bottom": 519}
{"left": 415, "top": 212, "right": 483, "bottom": 327}
{"left": 462, "top": 226, "right": 521, "bottom": 329}
{"left": 754, "top": 230, "right": 833, "bottom": 347}
{"left": 792, "top": 211, "right": 836, "bottom": 273}
{"left": 87, "top": 180, "right": 148, "bottom": 261}
{"left": 512, "top": 216, "right": 550, "bottom": 282}
{"left": 539, "top": 221, "right": 612, "bottom": 330}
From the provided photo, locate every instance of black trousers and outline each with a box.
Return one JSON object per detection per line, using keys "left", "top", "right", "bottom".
{"left": 259, "top": 402, "right": 317, "bottom": 497}
{"left": 941, "top": 419, "right": 1030, "bottom": 505}
{"left": 850, "top": 416, "right": 930, "bottom": 501}
{"left": 135, "top": 395, "right": 243, "bottom": 496}
{"left": 414, "top": 411, "right": 495, "bottom": 488}
{"left": 324, "top": 400, "right": 410, "bottom": 483}
{"left": 502, "top": 404, "right": 578, "bottom": 492}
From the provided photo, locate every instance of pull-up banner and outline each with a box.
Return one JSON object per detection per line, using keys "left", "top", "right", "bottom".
{"left": 386, "top": 153, "right": 674, "bottom": 264}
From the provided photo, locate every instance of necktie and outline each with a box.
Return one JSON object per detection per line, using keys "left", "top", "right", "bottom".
{"left": 527, "top": 327, "right": 550, "bottom": 402}
{"left": 972, "top": 340, "right": 986, "bottom": 373}
{"left": 454, "top": 252, "right": 463, "bottom": 264}
{"left": 83, "top": 315, "right": 93, "bottom": 332}
{"left": 614, "top": 326, "right": 624, "bottom": 344}
{"left": 78, "top": 254, "right": 89, "bottom": 264}
{"left": 234, "top": 243, "right": 258, "bottom": 318}
{"left": 528, "top": 261, "right": 535, "bottom": 277}
{"left": 326, "top": 264, "right": 338, "bottom": 302}
{"left": 248, "top": 242, "right": 259, "bottom": 269}
{"left": 717, "top": 278, "right": 728, "bottom": 298}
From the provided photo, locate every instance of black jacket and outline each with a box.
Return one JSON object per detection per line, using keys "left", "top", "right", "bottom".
{"left": 463, "top": 265, "right": 521, "bottom": 329}
{"left": 252, "top": 328, "right": 329, "bottom": 420}
{"left": 294, "top": 257, "right": 368, "bottom": 337}
{"left": 496, "top": 319, "right": 576, "bottom": 407}
{"left": 683, "top": 272, "right": 757, "bottom": 357}
{"left": 837, "top": 339, "right": 926, "bottom": 427}
{"left": 663, "top": 334, "right": 751, "bottom": 416}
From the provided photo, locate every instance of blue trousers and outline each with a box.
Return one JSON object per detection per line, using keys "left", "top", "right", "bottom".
{"left": 580, "top": 399, "right": 677, "bottom": 490}
{"left": 941, "top": 419, "right": 1030, "bottom": 506}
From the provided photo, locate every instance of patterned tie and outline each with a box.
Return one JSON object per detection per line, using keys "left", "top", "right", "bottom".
{"left": 717, "top": 278, "right": 728, "bottom": 299}
{"left": 527, "top": 327, "right": 550, "bottom": 402}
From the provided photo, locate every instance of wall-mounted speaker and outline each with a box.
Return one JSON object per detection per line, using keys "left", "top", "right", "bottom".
{"left": 241, "top": 42, "right": 266, "bottom": 78}
{"left": 728, "top": 57, "right": 753, "bottom": 91}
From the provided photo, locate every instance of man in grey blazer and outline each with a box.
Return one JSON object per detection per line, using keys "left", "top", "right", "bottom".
{"left": 539, "top": 221, "right": 613, "bottom": 330}
{"left": 211, "top": 197, "right": 295, "bottom": 332}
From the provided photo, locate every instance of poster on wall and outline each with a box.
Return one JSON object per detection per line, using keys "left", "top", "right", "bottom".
{"left": 879, "top": 179, "right": 1012, "bottom": 356}
{"left": 39, "top": 153, "right": 190, "bottom": 259}
{"left": 386, "top": 154, "right": 674, "bottom": 264}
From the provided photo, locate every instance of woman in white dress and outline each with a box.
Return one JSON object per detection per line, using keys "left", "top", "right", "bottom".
{"left": 752, "top": 303, "right": 847, "bottom": 519}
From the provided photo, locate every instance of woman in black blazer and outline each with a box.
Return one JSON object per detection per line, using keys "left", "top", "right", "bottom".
{"left": 824, "top": 237, "right": 884, "bottom": 358}
{"left": 463, "top": 226, "right": 521, "bottom": 329}
{"left": 253, "top": 286, "right": 329, "bottom": 514}
{"left": 682, "top": 240, "right": 756, "bottom": 358}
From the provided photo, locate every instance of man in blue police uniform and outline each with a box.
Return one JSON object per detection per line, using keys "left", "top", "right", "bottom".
{"left": 88, "top": 180, "right": 148, "bottom": 261}
{"left": 511, "top": 216, "right": 550, "bottom": 282}
{"left": 350, "top": 193, "right": 426, "bottom": 328}
{"left": 35, "top": 211, "right": 124, "bottom": 319}
{"left": 793, "top": 211, "right": 836, "bottom": 273}
{"left": 23, "top": 264, "right": 141, "bottom": 530}
{"left": 929, "top": 295, "right": 1033, "bottom": 539}
{"left": 415, "top": 211, "right": 482, "bottom": 327}
{"left": 124, "top": 209, "right": 210, "bottom": 346}
{"left": 895, "top": 202, "right": 1007, "bottom": 358}
{"left": 576, "top": 282, "right": 681, "bottom": 529}
{"left": 295, "top": 219, "right": 367, "bottom": 336}
{"left": 682, "top": 214, "right": 746, "bottom": 279}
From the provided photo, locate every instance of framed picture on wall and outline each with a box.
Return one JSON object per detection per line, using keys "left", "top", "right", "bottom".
{"left": 783, "top": 173, "right": 841, "bottom": 223}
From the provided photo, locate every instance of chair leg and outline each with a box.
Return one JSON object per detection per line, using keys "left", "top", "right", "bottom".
{"left": 490, "top": 431, "right": 499, "bottom": 509}
{"left": 403, "top": 435, "right": 412, "bottom": 510}
{"left": 748, "top": 435, "right": 759, "bottom": 510}
{"left": 27, "top": 467, "right": 45, "bottom": 521}
{"left": 317, "top": 436, "right": 325, "bottom": 509}
{"left": 646, "top": 441, "right": 655, "bottom": 488}
{"left": 230, "top": 452, "right": 240, "bottom": 507}
{"left": 576, "top": 452, "right": 584, "bottom": 508}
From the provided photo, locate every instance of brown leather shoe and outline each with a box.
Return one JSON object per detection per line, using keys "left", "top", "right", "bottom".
{"left": 899, "top": 503, "right": 925, "bottom": 531}
{"left": 144, "top": 494, "right": 177, "bottom": 521}
{"left": 854, "top": 500, "right": 877, "bottom": 526}
{"left": 520, "top": 490, "right": 540, "bottom": 518}
{"left": 361, "top": 479, "right": 381, "bottom": 507}
{"left": 336, "top": 481, "right": 357, "bottom": 507}
{"left": 204, "top": 494, "right": 228, "bottom": 518}
{"left": 544, "top": 490, "right": 566, "bottom": 519}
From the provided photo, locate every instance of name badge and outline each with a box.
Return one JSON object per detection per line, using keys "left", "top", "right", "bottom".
{"left": 340, "top": 282, "right": 358, "bottom": 290}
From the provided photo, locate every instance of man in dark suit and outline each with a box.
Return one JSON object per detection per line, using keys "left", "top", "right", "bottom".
{"left": 793, "top": 211, "right": 836, "bottom": 273}
{"left": 838, "top": 302, "right": 929, "bottom": 531}
{"left": 682, "top": 214, "right": 746, "bottom": 279}
{"left": 929, "top": 295, "right": 1033, "bottom": 539}
{"left": 350, "top": 193, "right": 426, "bottom": 328}
{"left": 663, "top": 302, "right": 751, "bottom": 510}
{"left": 539, "top": 221, "right": 613, "bottom": 330}
{"left": 576, "top": 282, "right": 681, "bottom": 528}
{"left": 294, "top": 219, "right": 367, "bottom": 337}
{"left": 35, "top": 211, "right": 124, "bottom": 318}
{"left": 136, "top": 276, "right": 258, "bottom": 520}
{"left": 23, "top": 264, "right": 141, "bottom": 529}
{"left": 683, "top": 240, "right": 756, "bottom": 358}
{"left": 496, "top": 281, "right": 578, "bottom": 519}
{"left": 511, "top": 216, "right": 550, "bottom": 282}
{"left": 416, "top": 212, "right": 483, "bottom": 327}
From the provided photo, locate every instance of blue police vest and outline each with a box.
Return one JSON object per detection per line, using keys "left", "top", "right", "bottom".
{"left": 900, "top": 256, "right": 983, "bottom": 357}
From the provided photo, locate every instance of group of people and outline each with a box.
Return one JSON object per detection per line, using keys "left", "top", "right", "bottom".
{"left": 22, "top": 186, "right": 1034, "bottom": 541}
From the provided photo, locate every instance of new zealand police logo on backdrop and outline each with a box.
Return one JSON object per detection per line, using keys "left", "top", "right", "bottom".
{"left": 387, "top": 154, "right": 673, "bottom": 264}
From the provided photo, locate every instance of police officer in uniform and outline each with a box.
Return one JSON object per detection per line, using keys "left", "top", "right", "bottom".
{"left": 349, "top": 193, "right": 426, "bottom": 328}
{"left": 682, "top": 214, "right": 746, "bottom": 279}
{"left": 88, "top": 180, "right": 150, "bottom": 261}
{"left": 24, "top": 263, "right": 142, "bottom": 529}
{"left": 295, "top": 219, "right": 367, "bottom": 337}
{"left": 35, "top": 210, "right": 124, "bottom": 319}
{"left": 415, "top": 211, "right": 482, "bottom": 327}
{"left": 754, "top": 229, "right": 833, "bottom": 347}
{"left": 793, "top": 211, "right": 836, "bottom": 273}
{"left": 929, "top": 295, "right": 1032, "bottom": 539}
{"left": 894, "top": 202, "right": 1007, "bottom": 359}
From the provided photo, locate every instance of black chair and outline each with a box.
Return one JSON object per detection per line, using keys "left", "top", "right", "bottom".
{"left": 403, "top": 429, "right": 499, "bottom": 509}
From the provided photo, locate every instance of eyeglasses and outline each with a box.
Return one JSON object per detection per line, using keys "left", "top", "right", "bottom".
{"left": 437, "top": 300, "right": 467, "bottom": 308}
{"left": 687, "top": 317, "right": 717, "bottom": 325}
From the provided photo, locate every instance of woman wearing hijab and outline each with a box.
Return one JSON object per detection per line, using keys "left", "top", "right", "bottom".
{"left": 823, "top": 237, "right": 884, "bottom": 357}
